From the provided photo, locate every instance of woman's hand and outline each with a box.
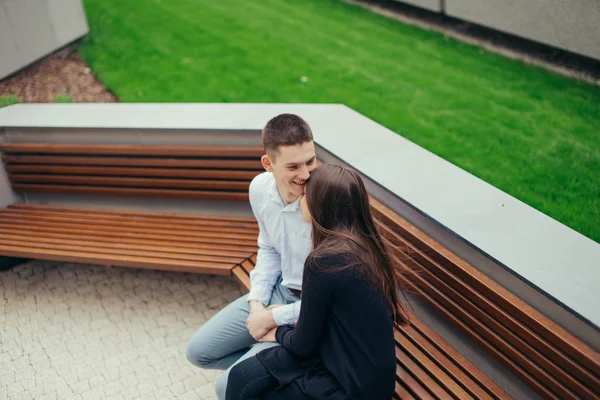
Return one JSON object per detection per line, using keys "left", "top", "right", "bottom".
{"left": 258, "top": 327, "right": 277, "bottom": 343}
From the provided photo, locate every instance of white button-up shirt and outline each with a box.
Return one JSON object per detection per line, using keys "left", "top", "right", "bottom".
{"left": 248, "top": 172, "right": 312, "bottom": 326}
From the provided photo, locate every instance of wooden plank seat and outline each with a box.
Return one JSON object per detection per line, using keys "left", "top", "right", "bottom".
{"left": 0, "top": 204, "right": 259, "bottom": 275}
{"left": 369, "top": 197, "right": 600, "bottom": 400}
{"left": 232, "top": 255, "right": 511, "bottom": 400}
{"left": 0, "top": 143, "right": 265, "bottom": 201}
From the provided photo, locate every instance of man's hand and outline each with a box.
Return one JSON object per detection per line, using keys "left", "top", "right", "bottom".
{"left": 246, "top": 308, "right": 277, "bottom": 340}
{"left": 258, "top": 327, "right": 277, "bottom": 343}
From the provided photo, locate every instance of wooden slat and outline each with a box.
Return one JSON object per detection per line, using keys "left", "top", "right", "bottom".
{"left": 0, "top": 143, "right": 264, "bottom": 157}
{"left": 408, "top": 320, "right": 512, "bottom": 400}
{"left": 0, "top": 210, "right": 258, "bottom": 235}
{"left": 399, "top": 326, "right": 500, "bottom": 400}
{"left": 2, "top": 154, "right": 264, "bottom": 170}
{"left": 11, "top": 184, "right": 250, "bottom": 201}
{"left": 396, "top": 361, "right": 435, "bottom": 400}
{"left": 0, "top": 220, "right": 256, "bottom": 247}
{"left": 9, "top": 174, "right": 251, "bottom": 191}
{"left": 395, "top": 380, "right": 417, "bottom": 400}
{"left": 7, "top": 165, "right": 259, "bottom": 180}
{"left": 8, "top": 203, "right": 257, "bottom": 223}
{"left": 370, "top": 196, "right": 600, "bottom": 377}
{"left": 250, "top": 253, "right": 257, "bottom": 264}
{"left": 395, "top": 332, "right": 473, "bottom": 399}
{"left": 0, "top": 234, "right": 240, "bottom": 264}
{"left": 396, "top": 346, "right": 452, "bottom": 400}
{"left": 3, "top": 207, "right": 258, "bottom": 231}
{"left": 0, "top": 232, "right": 246, "bottom": 262}
{"left": 231, "top": 266, "right": 251, "bottom": 290}
{"left": 0, "top": 226, "right": 256, "bottom": 254}
{"left": 240, "top": 260, "right": 255, "bottom": 276}
{"left": 0, "top": 214, "right": 257, "bottom": 241}
{"left": 0, "top": 243, "right": 234, "bottom": 275}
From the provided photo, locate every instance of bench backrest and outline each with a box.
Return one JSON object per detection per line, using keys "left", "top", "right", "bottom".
{"left": 370, "top": 197, "right": 600, "bottom": 400}
{"left": 0, "top": 143, "right": 265, "bottom": 202}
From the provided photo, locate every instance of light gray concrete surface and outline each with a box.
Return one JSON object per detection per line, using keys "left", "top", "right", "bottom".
{"left": 0, "top": 162, "right": 19, "bottom": 208}
{"left": 0, "top": 5, "right": 21, "bottom": 80}
{"left": 24, "top": 193, "right": 254, "bottom": 218}
{"left": 4, "top": 127, "right": 262, "bottom": 147}
{"left": 46, "top": 0, "right": 89, "bottom": 46}
{"left": 0, "top": 260, "right": 245, "bottom": 400}
{"left": 0, "top": 0, "right": 89, "bottom": 80}
{"left": 445, "top": 0, "right": 600, "bottom": 60}
{"left": 0, "top": 130, "right": 21, "bottom": 207}
{"left": 0, "top": 103, "right": 598, "bottom": 329}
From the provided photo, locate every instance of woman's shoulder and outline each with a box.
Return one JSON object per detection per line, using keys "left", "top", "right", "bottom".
{"left": 307, "top": 249, "right": 356, "bottom": 269}
{"left": 306, "top": 249, "right": 365, "bottom": 283}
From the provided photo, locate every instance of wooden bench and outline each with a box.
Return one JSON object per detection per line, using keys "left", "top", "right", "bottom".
{"left": 370, "top": 197, "right": 600, "bottom": 400}
{"left": 2, "top": 142, "right": 597, "bottom": 399}
{"left": 0, "top": 143, "right": 264, "bottom": 275}
{"left": 233, "top": 255, "right": 511, "bottom": 400}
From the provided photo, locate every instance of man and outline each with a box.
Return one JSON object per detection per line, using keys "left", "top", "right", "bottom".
{"left": 187, "top": 113, "right": 318, "bottom": 399}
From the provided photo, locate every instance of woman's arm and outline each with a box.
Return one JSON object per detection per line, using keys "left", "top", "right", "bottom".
{"left": 275, "top": 255, "right": 336, "bottom": 358}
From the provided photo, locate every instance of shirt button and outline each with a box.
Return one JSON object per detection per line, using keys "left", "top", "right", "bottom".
{"left": 282, "top": 256, "right": 286, "bottom": 260}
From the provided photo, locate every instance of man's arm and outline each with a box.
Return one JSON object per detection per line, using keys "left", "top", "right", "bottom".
{"left": 247, "top": 219, "right": 281, "bottom": 307}
{"left": 246, "top": 226, "right": 281, "bottom": 339}
{"left": 246, "top": 176, "right": 282, "bottom": 339}
{"left": 271, "top": 300, "right": 301, "bottom": 326}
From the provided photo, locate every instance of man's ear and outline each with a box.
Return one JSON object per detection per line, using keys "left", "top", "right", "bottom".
{"left": 261, "top": 154, "right": 274, "bottom": 172}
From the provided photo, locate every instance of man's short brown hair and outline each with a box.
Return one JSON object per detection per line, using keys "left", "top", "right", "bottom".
{"left": 262, "top": 114, "right": 313, "bottom": 160}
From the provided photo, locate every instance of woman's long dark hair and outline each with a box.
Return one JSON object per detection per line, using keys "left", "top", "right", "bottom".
{"left": 305, "top": 164, "right": 409, "bottom": 326}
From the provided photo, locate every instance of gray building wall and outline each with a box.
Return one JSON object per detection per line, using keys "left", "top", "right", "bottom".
{"left": 446, "top": 0, "right": 599, "bottom": 60}
{"left": 394, "top": 0, "right": 600, "bottom": 60}
{"left": 0, "top": 0, "right": 89, "bottom": 80}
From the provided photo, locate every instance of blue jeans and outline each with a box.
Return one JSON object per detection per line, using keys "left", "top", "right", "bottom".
{"left": 186, "top": 282, "right": 300, "bottom": 400}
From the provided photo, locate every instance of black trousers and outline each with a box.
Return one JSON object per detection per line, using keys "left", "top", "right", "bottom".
{"left": 226, "top": 356, "right": 315, "bottom": 400}
{"left": 226, "top": 356, "right": 280, "bottom": 400}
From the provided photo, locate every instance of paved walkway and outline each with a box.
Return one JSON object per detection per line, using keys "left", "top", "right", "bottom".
{"left": 1, "top": 260, "right": 244, "bottom": 400}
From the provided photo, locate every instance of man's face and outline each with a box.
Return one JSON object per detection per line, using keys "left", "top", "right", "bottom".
{"left": 263, "top": 141, "right": 317, "bottom": 205}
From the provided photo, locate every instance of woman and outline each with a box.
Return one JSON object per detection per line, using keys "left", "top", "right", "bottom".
{"left": 226, "top": 164, "right": 409, "bottom": 400}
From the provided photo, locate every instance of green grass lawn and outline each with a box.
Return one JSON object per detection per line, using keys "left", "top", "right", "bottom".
{"left": 80, "top": 0, "right": 600, "bottom": 243}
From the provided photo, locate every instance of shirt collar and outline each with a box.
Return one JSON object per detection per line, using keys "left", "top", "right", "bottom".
{"left": 267, "top": 176, "right": 302, "bottom": 212}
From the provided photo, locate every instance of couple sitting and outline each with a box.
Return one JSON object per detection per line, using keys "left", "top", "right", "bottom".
{"left": 187, "top": 114, "right": 408, "bottom": 399}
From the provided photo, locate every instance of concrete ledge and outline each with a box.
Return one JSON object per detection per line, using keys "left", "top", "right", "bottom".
{"left": 1, "top": 103, "right": 598, "bottom": 334}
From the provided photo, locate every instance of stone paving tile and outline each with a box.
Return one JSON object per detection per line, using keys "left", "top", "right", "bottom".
{"left": 1, "top": 260, "right": 244, "bottom": 399}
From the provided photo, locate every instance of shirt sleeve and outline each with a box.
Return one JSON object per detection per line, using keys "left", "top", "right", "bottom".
{"left": 275, "top": 256, "right": 334, "bottom": 358}
{"left": 247, "top": 176, "right": 282, "bottom": 306}
{"left": 272, "top": 300, "right": 301, "bottom": 326}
